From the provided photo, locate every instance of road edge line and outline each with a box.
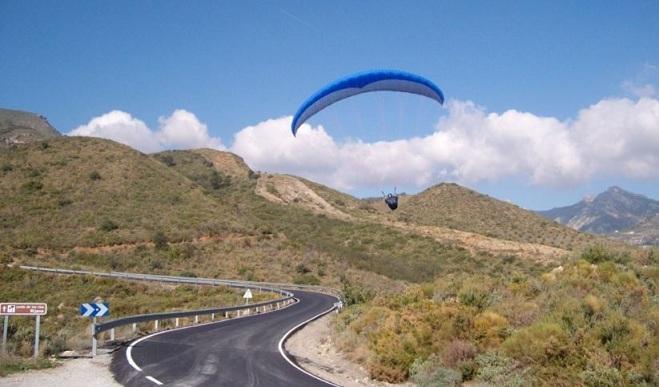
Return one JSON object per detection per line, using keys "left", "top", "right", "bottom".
{"left": 277, "top": 300, "right": 341, "bottom": 387}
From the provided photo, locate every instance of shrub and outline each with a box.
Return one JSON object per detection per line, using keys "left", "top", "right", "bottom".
{"left": 45, "top": 334, "right": 68, "bottom": 356}
{"left": 57, "top": 198, "right": 73, "bottom": 207}
{"left": 502, "top": 322, "right": 571, "bottom": 367}
{"left": 153, "top": 231, "right": 168, "bottom": 250}
{"left": 293, "top": 273, "right": 320, "bottom": 285}
{"left": 89, "top": 170, "right": 101, "bottom": 180}
{"left": 442, "top": 339, "right": 477, "bottom": 368}
{"left": 99, "top": 219, "right": 118, "bottom": 232}
{"left": 22, "top": 180, "right": 43, "bottom": 193}
{"left": 579, "top": 364, "right": 623, "bottom": 387}
{"left": 410, "top": 355, "right": 462, "bottom": 387}
{"left": 458, "top": 287, "right": 490, "bottom": 310}
{"left": 1, "top": 163, "right": 12, "bottom": 172}
{"left": 473, "top": 311, "right": 509, "bottom": 346}
{"left": 295, "top": 263, "right": 311, "bottom": 274}
{"left": 158, "top": 154, "right": 176, "bottom": 166}
{"left": 475, "top": 351, "right": 527, "bottom": 387}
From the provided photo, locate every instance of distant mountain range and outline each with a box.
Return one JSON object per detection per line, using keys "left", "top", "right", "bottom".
{"left": 538, "top": 186, "right": 659, "bottom": 246}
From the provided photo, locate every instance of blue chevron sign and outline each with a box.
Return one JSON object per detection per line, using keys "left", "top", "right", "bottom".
{"left": 79, "top": 303, "right": 109, "bottom": 317}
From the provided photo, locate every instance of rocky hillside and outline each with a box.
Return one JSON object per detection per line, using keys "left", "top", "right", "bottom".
{"left": 538, "top": 186, "right": 659, "bottom": 238}
{"left": 0, "top": 108, "right": 60, "bottom": 147}
{"left": 611, "top": 213, "right": 659, "bottom": 246}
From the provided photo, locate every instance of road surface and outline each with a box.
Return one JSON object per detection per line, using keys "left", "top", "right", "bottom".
{"left": 111, "top": 290, "right": 337, "bottom": 386}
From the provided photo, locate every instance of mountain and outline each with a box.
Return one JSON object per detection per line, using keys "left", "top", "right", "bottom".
{"left": 2, "top": 133, "right": 589, "bottom": 286}
{"left": 394, "top": 183, "right": 596, "bottom": 250}
{"left": 538, "top": 186, "right": 659, "bottom": 238}
{"left": 0, "top": 108, "right": 60, "bottom": 147}
{"left": 612, "top": 213, "right": 659, "bottom": 246}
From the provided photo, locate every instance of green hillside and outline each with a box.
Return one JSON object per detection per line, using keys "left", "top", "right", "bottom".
{"left": 396, "top": 183, "right": 598, "bottom": 249}
{"left": 0, "top": 137, "right": 239, "bottom": 250}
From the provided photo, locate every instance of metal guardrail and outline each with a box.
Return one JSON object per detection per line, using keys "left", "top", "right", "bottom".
{"left": 19, "top": 265, "right": 343, "bottom": 338}
{"left": 19, "top": 265, "right": 343, "bottom": 302}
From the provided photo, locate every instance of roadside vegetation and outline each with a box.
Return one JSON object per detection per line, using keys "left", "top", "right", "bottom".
{"left": 335, "top": 246, "right": 658, "bottom": 385}
{"left": 0, "top": 266, "right": 275, "bottom": 375}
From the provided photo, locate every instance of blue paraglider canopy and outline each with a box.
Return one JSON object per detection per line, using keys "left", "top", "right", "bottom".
{"left": 291, "top": 69, "right": 444, "bottom": 135}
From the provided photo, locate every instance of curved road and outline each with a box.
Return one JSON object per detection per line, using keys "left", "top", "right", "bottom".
{"left": 111, "top": 290, "right": 337, "bottom": 387}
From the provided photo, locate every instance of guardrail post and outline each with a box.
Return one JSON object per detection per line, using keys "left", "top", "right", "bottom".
{"left": 224, "top": 311, "right": 228, "bottom": 318}
{"left": 154, "top": 320, "right": 159, "bottom": 331}
{"left": 132, "top": 323, "right": 136, "bottom": 333}
{"left": 110, "top": 328, "right": 115, "bottom": 341}
{"left": 276, "top": 302, "right": 279, "bottom": 309}
{"left": 175, "top": 318, "right": 179, "bottom": 328}
{"left": 211, "top": 313, "right": 215, "bottom": 320}
{"left": 194, "top": 315, "right": 199, "bottom": 324}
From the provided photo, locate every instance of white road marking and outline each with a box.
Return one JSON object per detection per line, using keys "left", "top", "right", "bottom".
{"left": 125, "top": 298, "right": 299, "bottom": 382}
{"left": 145, "top": 376, "right": 163, "bottom": 385}
{"left": 277, "top": 300, "right": 341, "bottom": 387}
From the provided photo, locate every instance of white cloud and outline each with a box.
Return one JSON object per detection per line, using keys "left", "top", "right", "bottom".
{"left": 68, "top": 110, "right": 224, "bottom": 153}
{"left": 622, "top": 63, "right": 659, "bottom": 98}
{"left": 230, "top": 97, "right": 659, "bottom": 191}
{"left": 68, "top": 94, "right": 659, "bottom": 193}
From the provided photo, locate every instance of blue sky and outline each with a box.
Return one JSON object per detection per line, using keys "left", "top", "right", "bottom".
{"left": 2, "top": 1, "right": 658, "bottom": 209}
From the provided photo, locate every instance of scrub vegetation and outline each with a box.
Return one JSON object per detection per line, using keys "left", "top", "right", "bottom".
{"left": 1, "top": 136, "right": 655, "bottom": 384}
{"left": 335, "top": 247, "right": 658, "bottom": 385}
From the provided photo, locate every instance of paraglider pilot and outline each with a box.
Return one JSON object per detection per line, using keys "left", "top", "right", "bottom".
{"left": 383, "top": 188, "right": 398, "bottom": 211}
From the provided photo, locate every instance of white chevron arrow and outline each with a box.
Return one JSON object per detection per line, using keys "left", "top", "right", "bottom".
{"left": 81, "top": 303, "right": 93, "bottom": 317}
{"left": 96, "top": 303, "right": 109, "bottom": 316}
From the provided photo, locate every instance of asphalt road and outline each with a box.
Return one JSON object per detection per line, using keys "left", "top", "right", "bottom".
{"left": 111, "top": 290, "right": 337, "bottom": 387}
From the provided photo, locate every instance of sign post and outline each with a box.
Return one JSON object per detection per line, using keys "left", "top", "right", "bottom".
{"left": 2, "top": 315, "right": 8, "bottom": 353}
{"left": 0, "top": 302, "right": 47, "bottom": 358}
{"left": 243, "top": 289, "right": 253, "bottom": 305}
{"left": 80, "top": 303, "right": 109, "bottom": 357}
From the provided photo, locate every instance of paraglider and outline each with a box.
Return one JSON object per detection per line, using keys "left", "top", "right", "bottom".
{"left": 291, "top": 69, "right": 444, "bottom": 135}
{"left": 291, "top": 69, "right": 444, "bottom": 211}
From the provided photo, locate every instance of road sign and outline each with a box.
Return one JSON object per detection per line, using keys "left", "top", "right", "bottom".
{"left": 0, "top": 303, "right": 47, "bottom": 316}
{"left": 243, "top": 289, "right": 253, "bottom": 299}
{"left": 80, "top": 303, "right": 109, "bottom": 317}
{"left": 1, "top": 303, "right": 46, "bottom": 358}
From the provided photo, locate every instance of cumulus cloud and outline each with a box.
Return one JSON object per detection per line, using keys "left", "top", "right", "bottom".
{"left": 622, "top": 63, "right": 659, "bottom": 98}
{"left": 230, "top": 97, "right": 659, "bottom": 191}
{"left": 69, "top": 109, "right": 224, "bottom": 153}
{"left": 68, "top": 95, "right": 659, "bottom": 192}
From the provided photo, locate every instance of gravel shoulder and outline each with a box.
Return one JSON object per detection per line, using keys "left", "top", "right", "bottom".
{"left": 286, "top": 312, "right": 413, "bottom": 387}
{"left": 0, "top": 354, "right": 120, "bottom": 387}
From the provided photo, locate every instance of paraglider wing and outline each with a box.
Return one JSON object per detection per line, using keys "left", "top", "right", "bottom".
{"left": 291, "top": 69, "right": 444, "bottom": 135}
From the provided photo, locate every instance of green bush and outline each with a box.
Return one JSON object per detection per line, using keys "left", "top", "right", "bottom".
{"left": 502, "top": 322, "right": 571, "bottom": 367}
{"left": 153, "top": 231, "right": 168, "bottom": 250}
{"left": 579, "top": 364, "right": 623, "bottom": 387}
{"left": 410, "top": 355, "right": 462, "bottom": 387}
{"left": 475, "top": 352, "right": 527, "bottom": 387}
{"left": 99, "top": 219, "right": 118, "bottom": 232}
{"left": 89, "top": 170, "right": 101, "bottom": 180}
{"left": 22, "top": 180, "right": 43, "bottom": 193}
{"left": 293, "top": 273, "right": 320, "bottom": 285}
